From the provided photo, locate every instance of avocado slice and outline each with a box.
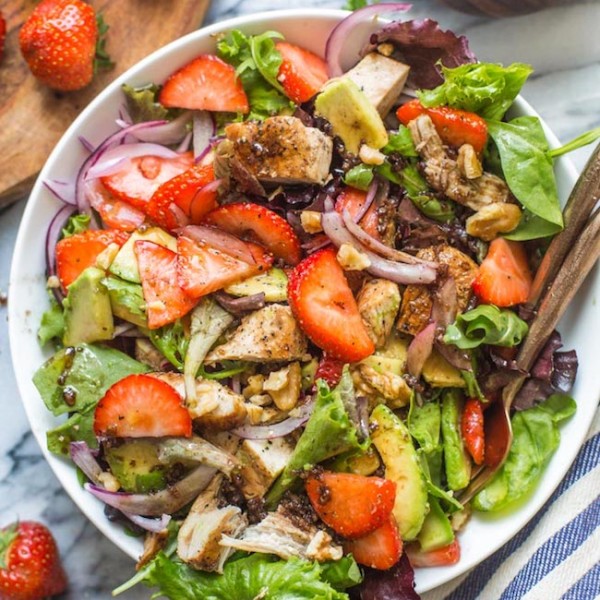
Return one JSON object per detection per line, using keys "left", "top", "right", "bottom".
{"left": 422, "top": 349, "right": 466, "bottom": 388}
{"left": 370, "top": 404, "right": 429, "bottom": 541}
{"left": 224, "top": 268, "right": 288, "bottom": 302}
{"left": 63, "top": 267, "right": 114, "bottom": 346}
{"left": 417, "top": 496, "right": 455, "bottom": 552}
{"left": 361, "top": 332, "right": 409, "bottom": 375}
{"left": 104, "top": 440, "right": 168, "bottom": 493}
{"left": 441, "top": 390, "right": 472, "bottom": 491}
{"left": 109, "top": 227, "right": 177, "bottom": 283}
{"left": 315, "top": 78, "right": 388, "bottom": 154}
{"left": 103, "top": 276, "right": 147, "bottom": 328}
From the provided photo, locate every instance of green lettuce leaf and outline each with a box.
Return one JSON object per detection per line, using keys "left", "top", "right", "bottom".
{"left": 102, "top": 277, "right": 147, "bottom": 328}
{"left": 148, "top": 319, "right": 189, "bottom": 371}
{"left": 418, "top": 62, "right": 533, "bottom": 121}
{"left": 382, "top": 125, "right": 418, "bottom": 157}
{"left": 38, "top": 295, "right": 65, "bottom": 346}
{"left": 473, "top": 393, "right": 576, "bottom": 512}
{"left": 217, "top": 29, "right": 294, "bottom": 120}
{"left": 487, "top": 117, "right": 563, "bottom": 239}
{"left": 33, "top": 343, "right": 149, "bottom": 416}
{"left": 266, "top": 368, "right": 368, "bottom": 505}
{"left": 443, "top": 304, "right": 529, "bottom": 350}
{"left": 61, "top": 214, "right": 90, "bottom": 238}
{"left": 122, "top": 83, "right": 172, "bottom": 123}
{"left": 115, "top": 552, "right": 357, "bottom": 600}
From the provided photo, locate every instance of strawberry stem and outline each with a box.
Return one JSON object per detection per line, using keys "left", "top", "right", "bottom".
{"left": 0, "top": 523, "right": 18, "bottom": 570}
{"left": 95, "top": 13, "right": 114, "bottom": 73}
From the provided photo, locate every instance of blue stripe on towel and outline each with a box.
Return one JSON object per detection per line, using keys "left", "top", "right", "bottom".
{"left": 445, "top": 432, "right": 599, "bottom": 600}
{"left": 498, "top": 498, "right": 600, "bottom": 599}
{"left": 561, "top": 562, "right": 600, "bottom": 600}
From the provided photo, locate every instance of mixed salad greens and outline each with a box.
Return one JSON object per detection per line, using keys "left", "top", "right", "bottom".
{"left": 33, "top": 6, "right": 591, "bottom": 598}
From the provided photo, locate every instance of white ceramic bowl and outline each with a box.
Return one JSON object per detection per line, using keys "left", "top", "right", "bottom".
{"left": 9, "top": 8, "right": 599, "bottom": 594}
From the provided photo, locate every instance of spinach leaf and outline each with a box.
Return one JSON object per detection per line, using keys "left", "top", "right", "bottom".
{"left": 548, "top": 126, "right": 600, "bottom": 159}
{"left": 266, "top": 369, "right": 368, "bottom": 506}
{"left": 398, "top": 164, "right": 455, "bottom": 222}
{"left": 383, "top": 125, "right": 418, "bottom": 157}
{"left": 473, "top": 393, "right": 576, "bottom": 511}
{"left": 487, "top": 117, "right": 563, "bottom": 239}
{"left": 33, "top": 344, "right": 149, "bottom": 416}
{"left": 343, "top": 163, "right": 374, "bottom": 191}
{"left": 418, "top": 62, "right": 533, "bottom": 121}
{"left": 46, "top": 409, "right": 97, "bottom": 456}
{"left": 38, "top": 295, "right": 65, "bottom": 346}
{"left": 444, "top": 304, "right": 529, "bottom": 350}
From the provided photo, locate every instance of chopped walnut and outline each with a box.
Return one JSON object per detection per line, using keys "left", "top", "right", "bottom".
{"left": 466, "top": 202, "right": 522, "bottom": 241}
{"left": 337, "top": 243, "right": 371, "bottom": 271}
{"left": 300, "top": 211, "right": 323, "bottom": 234}
{"left": 263, "top": 362, "right": 302, "bottom": 411}
{"left": 377, "top": 42, "right": 395, "bottom": 57}
{"left": 457, "top": 144, "right": 483, "bottom": 179}
{"left": 359, "top": 144, "right": 386, "bottom": 166}
{"left": 243, "top": 374, "right": 265, "bottom": 399}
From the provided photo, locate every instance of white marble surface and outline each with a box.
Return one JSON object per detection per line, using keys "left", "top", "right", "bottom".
{"left": 1, "top": 1, "right": 598, "bottom": 598}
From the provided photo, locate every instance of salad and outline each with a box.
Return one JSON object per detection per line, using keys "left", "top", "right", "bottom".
{"left": 32, "top": 6, "right": 588, "bottom": 599}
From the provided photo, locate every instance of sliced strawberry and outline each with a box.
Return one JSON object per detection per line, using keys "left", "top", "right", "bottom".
{"left": 315, "top": 355, "right": 345, "bottom": 388}
{"left": 203, "top": 202, "right": 302, "bottom": 265}
{"left": 344, "top": 515, "right": 403, "bottom": 570}
{"left": 101, "top": 152, "right": 194, "bottom": 211}
{"left": 159, "top": 54, "right": 249, "bottom": 113}
{"left": 335, "top": 186, "right": 381, "bottom": 241}
{"left": 94, "top": 374, "right": 192, "bottom": 438}
{"left": 146, "top": 163, "right": 218, "bottom": 231}
{"left": 177, "top": 235, "right": 273, "bottom": 299}
{"left": 305, "top": 471, "right": 396, "bottom": 539}
{"left": 56, "top": 229, "right": 129, "bottom": 289}
{"left": 134, "top": 240, "right": 197, "bottom": 329}
{"left": 462, "top": 397, "right": 485, "bottom": 465}
{"left": 86, "top": 178, "right": 146, "bottom": 231}
{"left": 288, "top": 247, "right": 375, "bottom": 362}
{"left": 472, "top": 238, "right": 532, "bottom": 307}
{"left": 275, "top": 41, "right": 329, "bottom": 104}
{"left": 406, "top": 539, "right": 461, "bottom": 568}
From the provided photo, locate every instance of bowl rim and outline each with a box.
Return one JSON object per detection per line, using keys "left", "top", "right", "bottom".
{"left": 8, "top": 7, "right": 595, "bottom": 595}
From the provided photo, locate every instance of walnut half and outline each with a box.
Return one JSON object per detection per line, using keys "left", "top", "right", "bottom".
{"left": 466, "top": 202, "right": 522, "bottom": 241}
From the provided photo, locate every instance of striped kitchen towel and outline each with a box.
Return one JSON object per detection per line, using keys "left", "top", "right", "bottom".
{"left": 422, "top": 407, "right": 600, "bottom": 600}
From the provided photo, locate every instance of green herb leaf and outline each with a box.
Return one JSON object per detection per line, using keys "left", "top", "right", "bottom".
{"left": 94, "top": 13, "right": 114, "bottom": 73}
{"left": 61, "top": 214, "right": 90, "bottom": 238}
{"left": 487, "top": 117, "right": 564, "bottom": 239}
{"left": 443, "top": 304, "right": 529, "bottom": 350}
{"left": 418, "top": 62, "right": 533, "bottom": 121}
{"left": 474, "top": 393, "right": 576, "bottom": 511}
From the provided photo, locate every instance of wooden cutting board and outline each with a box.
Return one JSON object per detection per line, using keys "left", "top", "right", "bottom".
{"left": 0, "top": 0, "right": 211, "bottom": 208}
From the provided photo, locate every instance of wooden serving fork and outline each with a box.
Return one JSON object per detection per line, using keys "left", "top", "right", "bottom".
{"left": 458, "top": 147, "right": 600, "bottom": 504}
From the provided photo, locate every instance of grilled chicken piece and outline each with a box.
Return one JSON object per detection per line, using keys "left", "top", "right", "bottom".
{"left": 344, "top": 52, "right": 410, "bottom": 118}
{"left": 223, "top": 116, "right": 333, "bottom": 186}
{"left": 220, "top": 507, "right": 342, "bottom": 562}
{"left": 237, "top": 437, "right": 294, "bottom": 499}
{"left": 177, "top": 475, "right": 248, "bottom": 572}
{"left": 397, "top": 244, "right": 478, "bottom": 336}
{"left": 150, "top": 373, "right": 248, "bottom": 431}
{"left": 205, "top": 304, "right": 308, "bottom": 363}
{"left": 357, "top": 279, "right": 401, "bottom": 348}
{"left": 409, "top": 114, "right": 510, "bottom": 210}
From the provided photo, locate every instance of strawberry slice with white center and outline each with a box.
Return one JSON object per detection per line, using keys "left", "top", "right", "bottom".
{"left": 177, "top": 234, "right": 273, "bottom": 299}
{"left": 203, "top": 202, "right": 302, "bottom": 265}
{"left": 134, "top": 240, "right": 197, "bottom": 329}
{"left": 159, "top": 54, "right": 249, "bottom": 113}
{"left": 287, "top": 247, "right": 375, "bottom": 362}
{"left": 275, "top": 41, "right": 329, "bottom": 104}
{"left": 101, "top": 152, "right": 194, "bottom": 211}
{"left": 94, "top": 374, "right": 192, "bottom": 438}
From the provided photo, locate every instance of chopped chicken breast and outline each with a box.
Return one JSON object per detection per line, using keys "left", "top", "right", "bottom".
{"left": 220, "top": 508, "right": 342, "bottom": 562}
{"left": 205, "top": 304, "right": 308, "bottom": 363}
{"left": 177, "top": 475, "right": 248, "bottom": 572}
{"left": 409, "top": 114, "right": 510, "bottom": 210}
{"left": 357, "top": 278, "right": 401, "bottom": 348}
{"left": 223, "top": 116, "right": 333, "bottom": 185}
{"left": 344, "top": 52, "right": 410, "bottom": 117}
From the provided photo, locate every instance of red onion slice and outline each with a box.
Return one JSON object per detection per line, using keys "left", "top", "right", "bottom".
{"left": 44, "top": 179, "right": 76, "bottom": 206}
{"left": 341, "top": 208, "right": 437, "bottom": 267}
{"left": 213, "top": 291, "right": 266, "bottom": 316}
{"left": 232, "top": 400, "right": 314, "bottom": 440}
{"left": 325, "top": 3, "right": 412, "bottom": 77}
{"left": 179, "top": 225, "right": 257, "bottom": 265}
{"left": 406, "top": 322, "right": 436, "bottom": 378}
{"left": 193, "top": 111, "right": 216, "bottom": 162}
{"left": 353, "top": 179, "right": 378, "bottom": 223}
{"left": 85, "top": 143, "right": 180, "bottom": 180}
{"left": 123, "top": 513, "right": 171, "bottom": 533}
{"left": 322, "top": 211, "right": 436, "bottom": 284}
{"left": 431, "top": 277, "right": 458, "bottom": 329}
{"left": 70, "top": 441, "right": 103, "bottom": 484}
{"left": 46, "top": 205, "right": 76, "bottom": 297}
{"left": 132, "top": 112, "right": 193, "bottom": 145}
{"left": 85, "top": 464, "right": 216, "bottom": 516}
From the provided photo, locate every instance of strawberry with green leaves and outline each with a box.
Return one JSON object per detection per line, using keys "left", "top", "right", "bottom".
{"left": 19, "top": 0, "right": 112, "bottom": 91}
{"left": 0, "top": 521, "right": 67, "bottom": 600}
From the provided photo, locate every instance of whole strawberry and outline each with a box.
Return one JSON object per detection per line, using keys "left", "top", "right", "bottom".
{"left": 0, "top": 521, "right": 67, "bottom": 600}
{"left": 19, "top": 0, "right": 99, "bottom": 91}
